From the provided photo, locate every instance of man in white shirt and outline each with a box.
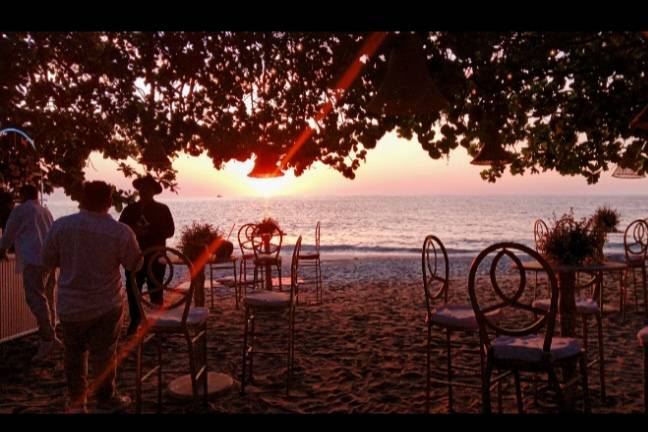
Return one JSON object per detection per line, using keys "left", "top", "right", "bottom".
{"left": 0, "top": 184, "right": 58, "bottom": 361}
{"left": 42, "top": 181, "right": 141, "bottom": 413}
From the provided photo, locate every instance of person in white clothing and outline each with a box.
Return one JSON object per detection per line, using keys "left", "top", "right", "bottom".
{"left": 0, "top": 184, "right": 58, "bottom": 361}
{"left": 42, "top": 181, "right": 141, "bottom": 413}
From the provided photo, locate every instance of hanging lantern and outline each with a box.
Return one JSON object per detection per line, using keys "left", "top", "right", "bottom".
{"left": 612, "top": 165, "right": 645, "bottom": 179}
{"left": 470, "top": 124, "right": 514, "bottom": 166}
{"left": 367, "top": 33, "right": 449, "bottom": 116}
{"left": 629, "top": 103, "right": 648, "bottom": 130}
{"left": 247, "top": 152, "right": 285, "bottom": 178}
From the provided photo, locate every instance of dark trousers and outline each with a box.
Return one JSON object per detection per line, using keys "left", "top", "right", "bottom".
{"left": 125, "top": 255, "right": 165, "bottom": 330}
{"left": 60, "top": 305, "right": 123, "bottom": 404}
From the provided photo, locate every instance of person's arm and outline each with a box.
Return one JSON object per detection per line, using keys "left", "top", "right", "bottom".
{"left": 120, "top": 225, "right": 142, "bottom": 272}
{"left": 161, "top": 204, "right": 175, "bottom": 240}
{"left": 0, "top": 207, "right": 21, "bottom": 258}
{"left": 41, "top": 223, "right": 59, "bottom": 270}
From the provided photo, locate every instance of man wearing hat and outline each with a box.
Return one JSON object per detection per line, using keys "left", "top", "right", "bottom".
{"left": 119, "top": 175, "right": 175, "bottom": 335}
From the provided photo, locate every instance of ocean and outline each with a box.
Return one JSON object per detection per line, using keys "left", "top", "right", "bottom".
{"left": 46, "top": 195, "right": 647, "bottom": 259}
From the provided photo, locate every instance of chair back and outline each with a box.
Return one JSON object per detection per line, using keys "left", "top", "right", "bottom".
{"left": 421, "top": 235, "right": 450, "bottom": 315}
{"left": 128, "top": 246, "right": 197, "bottom": 327}
{"left": 468, "top": 242, "right": 558, "bottom": 356}
{"left": 624, "top": 219, "right": 648, "bottom": 262}
{"left": 251, "top": 223, "right": 284, "bottom": 259}
{"left": 533, "top": 219, "right": 549, "bottom": 253}
{"left": 315, "top": 221, "right": 321, "bottom": 255}
{"left": 290, "top": 236, "right": 302, "bottom": 305}
{"left": 238, "top": 223, "right": 256, "bottom": 256}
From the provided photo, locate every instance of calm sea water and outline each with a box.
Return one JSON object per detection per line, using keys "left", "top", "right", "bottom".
{"left": 45, "top": 195, "right": 648, "bottom": 258}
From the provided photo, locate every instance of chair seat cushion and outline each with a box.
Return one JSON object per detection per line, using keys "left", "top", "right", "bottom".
{"left": 532, "top": 298, "right": 600, "bottom": 315}
{"left": 492, "top": 335, "right": 581, "bottom": 362}
{"left": 637, "top": 327, "right": 648, "bottom": 347}
{"left": 244, "top": 291, "right": 291, "bottom": 309}
{"left": 429, "top": 304, "right": 500, "bottom": 330}
{"left": 299, "top": 253, "right": 320, "bottom": 260}
{"left": 147, "top": 307, "right": 209, "bottom": 330}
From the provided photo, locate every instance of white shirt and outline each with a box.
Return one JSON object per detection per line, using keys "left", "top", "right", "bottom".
{"left": 0, "top": 199, "right": 54, "bottom": 272}
{"left": 41, "top": 210, "right": 141, "bottom": 322}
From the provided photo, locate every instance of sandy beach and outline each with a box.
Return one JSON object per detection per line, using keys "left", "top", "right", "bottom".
{"left": 1, "top": 254, "right": 646, "bottom": 414}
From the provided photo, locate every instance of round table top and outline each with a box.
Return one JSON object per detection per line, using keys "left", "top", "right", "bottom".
{"left": 520, "top": 259, "right": 627, "bottom": 273}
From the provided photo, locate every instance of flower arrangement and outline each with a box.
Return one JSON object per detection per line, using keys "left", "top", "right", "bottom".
{"left": 590, "top": 205, "right": 621, "bottom": 234}
{"left": 256, "top": 217, "right": 281, "bottom": 234}
{"left": 178, "top": 222, "right": 223, "bottom": 261}
{"left": 543, "top": 212, "right": 602, "bottom": 265}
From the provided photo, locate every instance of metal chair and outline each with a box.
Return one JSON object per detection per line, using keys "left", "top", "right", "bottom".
{"left": 240, "top": 236, "right": 301, "bottom": 396}
{"left": 251, "top": 223, "right": 284, "bottom": 291}
{"left": 130, "top": 246, "right": 209, "bottom": 413}
{"left": 532, "top": 219, "right": 550, "bottom": 300}
{"left": 637, "top": 326, "right": 648, "bottom": 414}
{"left": 532, "top": 272, "right": 606, "bottom": 402}
{"left": 208, "top": 255, "right": 239, "bottom": 309}
{"left": 421, "top": 235, "right": 503, "bottom": 413}
{"left": 468, "top": 242, "right": 591, "bottom": 413}
{"left": 298, "top": 221, "right": 322, "bottom": 304}
{"left": 237, "top": 223, "right": 257, "bottom": 294}
{"left": 623, "top": 219, "right": 648, "bottom": 315}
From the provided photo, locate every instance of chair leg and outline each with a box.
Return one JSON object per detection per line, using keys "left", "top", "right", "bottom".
{"left": 582, "top": 316, "right": 589, "bottom": 360}
{"left": 233, "top": 262, "right": 239, "bottom": 309}
{"left": 249, "top": 314, "right": 256, "bottom": 382}
{"left": 278, "top": 264, "right": 283, "bottom": 290}
{"left": 642, "top": 265, "right": 647, "bottom": 316}
{"left": 596, "top": 314, "right": 606, "bottom": 402}
{"left": 136, "top": 340, "right": 143, "bottom": 414}
{"left": 644, "top": 346, "right": 648, "bottom": 414}
{"left": 185, "top": 331, "right": 199, "bottom": 406}
{"left": 546, "top": 366, "right": 566, "bottom": 413}
{"left": 497, "top": 380, "right": 503, "bottom": 414}
{"left": 632, "top": 268, "right": 639, "bottom": 310}
{"left": 157, "top": 334, "right": 163, "bottom": 413}
{"left": 579, "top": 353, "right": 591, "bottom": 413}
{"left": 514, "top": 370, "right": 524, "bottom": 413}
{"left": 203, "top": 326, "right": 208, "bottom": 409}
{"left": 286, "top": 310, "right": 293, "bottom": 396}
{"left": 446, "top": 327, "right": 453, "bottom": 413}
{"left": 317, "top": 259, "right": 322, "bottom": 304}
{"left": 482, "top": 358, "right": 493, "bottom": 414}
{"left": 240, "top": 307, "right": 249, "bottom": 395}
{"left": 426, "top": 324, "right": 431, "bottom": 414}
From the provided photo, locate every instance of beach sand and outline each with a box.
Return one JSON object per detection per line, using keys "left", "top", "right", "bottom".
{"left": 0, "top": 254, "right": 646, "bottom": 414}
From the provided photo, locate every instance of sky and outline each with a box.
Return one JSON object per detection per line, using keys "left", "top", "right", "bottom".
{"left": 51, "top": 131, "right": 648, "bottom": 201}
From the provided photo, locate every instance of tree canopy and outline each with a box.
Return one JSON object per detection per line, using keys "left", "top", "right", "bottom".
{"left": 1, "top": 31, "right": 647, "bottom": 203}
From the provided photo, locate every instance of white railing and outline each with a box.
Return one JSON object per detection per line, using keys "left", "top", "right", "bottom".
{"left": 0, "top": 256, "right": 43, "bottom": 343}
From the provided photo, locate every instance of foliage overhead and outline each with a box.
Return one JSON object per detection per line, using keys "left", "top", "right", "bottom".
{"left": 2, "top": 31, "right": 648, "bottom": 203}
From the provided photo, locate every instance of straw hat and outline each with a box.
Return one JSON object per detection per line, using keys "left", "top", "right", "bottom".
{"left": 132, "top": 175, "right": 162, "bottom": 195}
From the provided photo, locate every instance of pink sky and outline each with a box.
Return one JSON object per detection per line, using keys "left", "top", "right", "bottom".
{"left": 54, "top": 132, "right": 647, "bottom": 200}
